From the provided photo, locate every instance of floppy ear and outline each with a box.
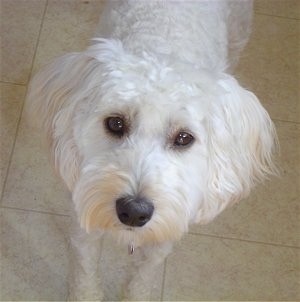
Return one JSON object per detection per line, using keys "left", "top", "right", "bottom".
{"left": 197, "top": 74, "right": 278, "bottom": 223}
{"left": 26, "top": 53, "right": 91, "bottom": 191}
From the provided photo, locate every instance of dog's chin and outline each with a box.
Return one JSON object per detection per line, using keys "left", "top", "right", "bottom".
{"left": 110, "top": 228, "right": 149, "bottom": 249}
{"left": 109, "top": 222, "right": 185, "bottom": 249}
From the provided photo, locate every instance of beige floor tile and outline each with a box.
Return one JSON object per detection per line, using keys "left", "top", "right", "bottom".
{"left": 31, "top": 0, "right": 104, "bottom": 75}
{"left": 0, "top": 0, "right": 46, "bottom": 84}
{"left": 254, "top": 0, "right": 300, "bottom": 19}
{"left": 1, "top": 114, "right": 70, "bottom": 214}
{"left": 191, "top": 121, "right": 300, "bottom": 247}
{"left": 100, "top": 235, "right": 164, "bottom": 301}
{"left": 163, "top": 234, "right": 300, "bottom": 301}
{"left": 0, "top": 83, "right": 25, "bottom": 197}
{"left": 0, "top": 208, "right": 69, "bottom": 301}
{"left": 235, "top": 14, "right": 299, "bottom": 123}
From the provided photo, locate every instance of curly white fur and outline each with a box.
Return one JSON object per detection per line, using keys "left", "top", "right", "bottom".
{"left": 26, "top": 0, "right": 278, "bottom": 300}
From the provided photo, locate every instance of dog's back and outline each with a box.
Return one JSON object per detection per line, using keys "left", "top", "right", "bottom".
{"left": 96, "top": 0, "right": 253, "bottom": 72}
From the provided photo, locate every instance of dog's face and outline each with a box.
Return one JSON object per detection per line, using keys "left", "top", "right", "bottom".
{"left": 73, "top": 86, "right": 211, "bottom": 246}
{"left": 27, "top": 39, "right": 278, "bottom": 247}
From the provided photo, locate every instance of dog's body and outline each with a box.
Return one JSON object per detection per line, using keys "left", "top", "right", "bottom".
{"left": 96, "top": 1, "right": 252, "bottom": 72}
{"left": 27, "top": 0, "right": 278, "bottom": 300}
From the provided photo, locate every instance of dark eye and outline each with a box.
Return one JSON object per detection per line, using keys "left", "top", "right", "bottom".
{"left": 105, "top": 116, "right": 126, "bottom": 137}
{"left": 174, "top": 131, "right": 194, "bottom": 148}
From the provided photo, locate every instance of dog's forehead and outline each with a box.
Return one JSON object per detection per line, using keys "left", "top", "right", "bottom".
{"left": 138, "top": 99, "right": 200, "bottom": 126}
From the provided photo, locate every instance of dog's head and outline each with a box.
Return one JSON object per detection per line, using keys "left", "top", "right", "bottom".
{"left": 27, "top": 39, "right": 278, "bottom": 246}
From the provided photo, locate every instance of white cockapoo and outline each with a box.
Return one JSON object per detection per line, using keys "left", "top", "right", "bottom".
{"left": 27, "top": 0, "right": 278, "bottom": 300}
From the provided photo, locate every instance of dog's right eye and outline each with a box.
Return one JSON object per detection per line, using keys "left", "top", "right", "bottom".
{"left": 105, "top": 116, "right": 126, "bottom": 137}
{"left": 173, "top": 131, "right": 194, "bottom": 148}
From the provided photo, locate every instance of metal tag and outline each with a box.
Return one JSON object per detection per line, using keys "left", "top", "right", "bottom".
{"left": 128, "top": 241, "right": 135, "bottom": 255}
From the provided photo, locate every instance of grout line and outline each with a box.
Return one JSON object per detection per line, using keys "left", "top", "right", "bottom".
{"left": 0, "top": 0, "right": 49, "bottom": 205}
{"left": 0, "top": 205, "right": 70, "bottom": 218}
{"left": 27, "top": 0, "right": 49, "bottom": 84}
{"left": 0, "top": 81, "right": 27, "bottom": 87}
{"left": 255, "top": 11, "right": 300, "bottom": 21}
{"left": 160, "top": 256, "right": 168, "bottom": 301}
{"left": 272, "top": 118, "right": 300, "bottom": 125}
{"left": 188, "top": 231, "right": 300, "bottom": 250}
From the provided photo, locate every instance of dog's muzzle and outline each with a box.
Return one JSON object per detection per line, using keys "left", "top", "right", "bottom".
{"left": 116, "top": 195, "right": 154, "bottom": 227}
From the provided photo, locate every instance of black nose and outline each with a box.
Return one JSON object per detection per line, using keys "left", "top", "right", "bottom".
{"left": 116, "top": 196, "right": 154, "bottom": 227}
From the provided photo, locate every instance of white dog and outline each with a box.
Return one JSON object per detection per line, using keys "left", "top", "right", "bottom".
{"left": 27, "top": 0, "right": 278, "bottom": 300}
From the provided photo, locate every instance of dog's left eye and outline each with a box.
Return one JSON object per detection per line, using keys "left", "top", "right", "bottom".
{"left": 105, "top": 116, "right": 126, "bottom": 137}
{"left": 174, "top": 131, "right": 194, "bottom": 148}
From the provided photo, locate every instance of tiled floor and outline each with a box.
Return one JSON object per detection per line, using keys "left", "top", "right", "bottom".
{"left": 0, "top": 0, "right": 299, "bottom": 301}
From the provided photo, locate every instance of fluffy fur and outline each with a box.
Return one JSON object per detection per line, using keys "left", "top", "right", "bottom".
{"left": 26, "top": 0, "right": 278, "bottom": 300}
